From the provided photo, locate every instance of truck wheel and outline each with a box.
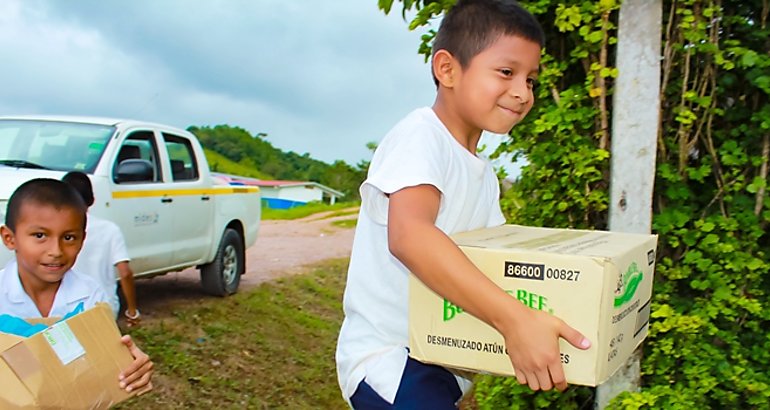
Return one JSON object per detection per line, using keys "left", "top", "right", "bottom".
{"left": 200, "top": 228, "right": 243, "bottom": 296}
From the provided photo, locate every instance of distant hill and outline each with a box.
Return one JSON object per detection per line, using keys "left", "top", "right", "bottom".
{"left": 188, "top": 125, "right": 366, "bottom": 199}
{"left": 203, "top": 148, "right": 273, "bottom": 180}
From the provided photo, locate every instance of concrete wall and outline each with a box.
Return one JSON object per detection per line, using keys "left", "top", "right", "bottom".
{"left": 276, "top": 185, "right": 323, "bottom": 203}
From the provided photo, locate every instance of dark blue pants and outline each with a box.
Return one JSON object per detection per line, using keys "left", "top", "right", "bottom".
{"left": 350, "top": 357, "right": 462, "bottom": 410}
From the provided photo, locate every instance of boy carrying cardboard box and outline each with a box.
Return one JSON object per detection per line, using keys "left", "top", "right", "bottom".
{"left": 336, "top": 1, "right": 591, "bottom": 408}
{"left": 0, "top": 178, "right": 154, "bottom": 407}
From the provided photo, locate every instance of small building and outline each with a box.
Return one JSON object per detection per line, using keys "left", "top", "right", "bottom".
{"left": 213, "top": 173, "right": 344, "bottom": 209}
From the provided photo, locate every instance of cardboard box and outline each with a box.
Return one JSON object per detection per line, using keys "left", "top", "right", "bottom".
{"left": 409, "top": 224, "right": 658, "bottom": 386}
{"left": 0, "top": 303, "right": 135, "bottom": 409}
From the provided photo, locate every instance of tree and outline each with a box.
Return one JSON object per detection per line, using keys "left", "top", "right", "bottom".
{"left": 189, "top": 125, "right": 367, "bottom": 200}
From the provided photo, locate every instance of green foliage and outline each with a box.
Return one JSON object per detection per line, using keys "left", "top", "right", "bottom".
{"left": 472, "top": 376, "right": 594, "bottom": 409}
{"left": 189, "top": 125, "right": 368, "bottom": 200}
{"left": 203, "top": 148, "right": 273, "bottom": 180}
{"left": 387, "top": 0, "right": 770, "bottom": 408}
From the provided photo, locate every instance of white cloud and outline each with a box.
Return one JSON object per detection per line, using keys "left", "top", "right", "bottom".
{"left": 0, "top": 0, "right": 518, "bottom": 177}
{"left": 0, "top": 0, "right": 441, "bottom": 165}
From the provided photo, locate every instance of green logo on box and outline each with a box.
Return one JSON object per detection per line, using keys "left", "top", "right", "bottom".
{"left": 444, "top": 289, "right": 552, "bottom": 321}
{"left": 614, "top": 262, "right": 643, "bottom": 307}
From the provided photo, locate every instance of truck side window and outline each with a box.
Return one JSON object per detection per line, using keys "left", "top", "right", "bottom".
{"left": 114, "top": 131, "right": 161, "bottom": 183}
{"left": 163, "top": 133, "right": 199, "bottom": 181}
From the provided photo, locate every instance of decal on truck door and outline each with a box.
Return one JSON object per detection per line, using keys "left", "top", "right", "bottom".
{"left": 133, "top": 212, "right": 159, "bottom": 226}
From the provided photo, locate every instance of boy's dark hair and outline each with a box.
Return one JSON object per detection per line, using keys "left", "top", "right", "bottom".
{"left": 432, "top": 0, "right": 545, "bottom": 84}
{"left": 4, "top": 178, "right": 87, "bottom": 231}
{"left": 62, "top": 171, "right": 95, "bottom": 207}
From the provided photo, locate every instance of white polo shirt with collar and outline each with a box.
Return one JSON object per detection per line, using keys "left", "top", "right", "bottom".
{"left": 73, "top": 212, "right": 131, "bottom": 317}
{"left": 0, "top": 259, "right": 108, "bottom": 318}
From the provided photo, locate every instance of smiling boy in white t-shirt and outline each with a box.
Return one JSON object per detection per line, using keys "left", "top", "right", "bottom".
{"left": 336, "top": 1, "right": 592, "bottom": 408}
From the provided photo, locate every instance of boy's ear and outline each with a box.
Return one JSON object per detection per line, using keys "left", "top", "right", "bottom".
{"left": 432, "top": 49, "right": 460, "bottom": 88}
{"left": 0, "top": 225, "right": 16, "bottom": 251}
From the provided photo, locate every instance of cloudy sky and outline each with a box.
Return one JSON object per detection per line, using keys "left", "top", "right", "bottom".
{"left": 0, "top": 0, "right": 518, "bottom": 174}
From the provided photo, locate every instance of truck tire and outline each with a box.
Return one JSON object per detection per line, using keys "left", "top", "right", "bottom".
{"left": 200, "top": 228, "right": 243, "bottom": 296}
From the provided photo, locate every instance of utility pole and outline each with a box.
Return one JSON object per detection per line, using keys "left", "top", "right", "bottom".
{"left": 596, "top": 0, "right": 662, "bottom": 408}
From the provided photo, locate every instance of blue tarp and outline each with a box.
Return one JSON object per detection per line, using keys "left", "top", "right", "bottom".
{"left": 262, "top": 198, "right": 306, "bottom": 209}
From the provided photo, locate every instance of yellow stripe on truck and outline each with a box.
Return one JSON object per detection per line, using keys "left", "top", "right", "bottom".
{"left": 112, "top": 186, "right": 260, "bottom": 199}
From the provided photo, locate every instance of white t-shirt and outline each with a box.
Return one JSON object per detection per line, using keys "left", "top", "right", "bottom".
{"left": 336, "top": 107, "right": 506, "bottom": 404}
{"left": 72, "top": 213, "right": 130, "bottom": 317}
{"left": 0, "top": 259, "right": 108, "bottom": 318}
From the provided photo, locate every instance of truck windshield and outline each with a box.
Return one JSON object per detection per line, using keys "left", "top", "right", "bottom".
{"left": 0, "top": 119, "right": 116, "bottom": 173}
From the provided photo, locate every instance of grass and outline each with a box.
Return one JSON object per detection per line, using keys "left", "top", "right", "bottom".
{"left": 116, "top": 259, "right": 350, "bottom": 410}
{"left": 115, "top": 257, "right": 483, "bottom": 409}
{"left": 331, "top": 219, "right": 357, "bottom": 229}
{"left": 323, "top": 209, "right": 359, "bottom": 219}
{"left": 261, "top": 201, "right": 359, "bottom": 221}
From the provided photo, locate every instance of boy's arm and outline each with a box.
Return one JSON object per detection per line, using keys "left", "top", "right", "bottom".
{"left": 388, "top": 184, "right": 591, "bottom": 392}
{"left": 116, "top": 261, "right": 139, "bottom": 327}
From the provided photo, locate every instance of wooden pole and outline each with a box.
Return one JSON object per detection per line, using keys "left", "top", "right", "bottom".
{"left": 596, "top": 0, "right": 662, "bottom": 408}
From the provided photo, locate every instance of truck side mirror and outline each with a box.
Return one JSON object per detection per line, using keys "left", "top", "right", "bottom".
{"left": 115, "top": 159, "right": 155, "bottom": 183}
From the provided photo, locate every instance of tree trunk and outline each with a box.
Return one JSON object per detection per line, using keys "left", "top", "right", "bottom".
{"left": 597, "top": 0, "right": 662, "bottom": 408}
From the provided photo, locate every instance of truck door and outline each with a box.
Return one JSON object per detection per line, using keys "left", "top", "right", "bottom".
{"left": 162, "top": 132, "right": 214, "bottom": 266}
{"left": 107, "top": 129, "right": 172, "bottom": 275}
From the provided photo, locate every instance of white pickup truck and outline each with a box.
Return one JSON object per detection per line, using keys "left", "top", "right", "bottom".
{"left": 0, "top": 116, "right": 261, "bottom": 296}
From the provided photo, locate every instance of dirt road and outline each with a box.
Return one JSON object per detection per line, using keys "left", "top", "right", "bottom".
{"left": 131, "top": 209, "right": 357, "bottom": 321}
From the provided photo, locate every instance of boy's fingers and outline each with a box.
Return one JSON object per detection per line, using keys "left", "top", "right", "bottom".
{"left": 125, "top": 365, "right": 154, "bottom": 392}
{"left": 560, "top": 323, "right": 591, "bottom": 350}
{"left": 514, "top": 368, "right": 528, "bottom": 385}
{"left": 120, "top": 335, "right": 141, "bottom": 358}
{"left": 119, "top": 341, "right": 141, "bottom": 379}
{"left": 549, "top": 365, "right": 568, "bottom": 391}
{"left": 134, "top": 381, "right": 153, "bottom": 396}
{"left": 535, "top": 369, "right": 553, "bottom": 391}
{"left": 121, "top": 360, "right": 153, "bottom": 387}
{"left": 525, "top": 371, "right": 541, "bottom": 391}
{"left": 118, "top": 335, "right": 153, "bottom": 387}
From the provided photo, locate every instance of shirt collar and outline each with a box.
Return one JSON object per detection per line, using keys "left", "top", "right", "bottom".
{"left": 57, "top": 268, "right": 93, "bottom": 304}
{"left": 2, "top": 259, "right": 90, "bottom": 305}
{"left": 2, "top": 259, "right": 28, "bottom": 304}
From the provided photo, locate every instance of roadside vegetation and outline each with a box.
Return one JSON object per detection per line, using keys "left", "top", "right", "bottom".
{"left": 116, "top": 259, "right": 350, "bottom": 410}
{"left": 261, "top": 201, "right": 360, "bottom": 221}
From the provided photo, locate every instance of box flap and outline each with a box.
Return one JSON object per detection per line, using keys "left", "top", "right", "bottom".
{"left": 451, "top": 224, "right": 657, "bottom": 259}
{"left": 0, "top": 331, "right": 24, "bottom": 351}
{"left": 0, "top": 356, "right": 37, "bottom": 408}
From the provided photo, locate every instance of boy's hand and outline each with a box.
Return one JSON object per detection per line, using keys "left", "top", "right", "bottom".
{"left": 503, "top": 308, "right": 591, "bottom": 391}
{"left": 118, "top": 335, "right": 154, "bottom": 395}
{"left": 124, "top": 309, "right": 141, "bottom": 328}
{"left": 125, "top": 316, "right": 141, "bottom": 328}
